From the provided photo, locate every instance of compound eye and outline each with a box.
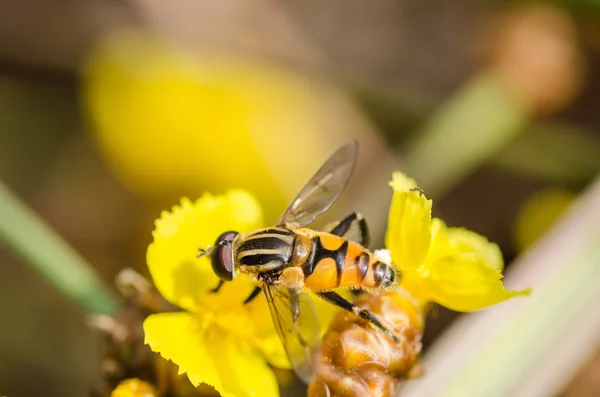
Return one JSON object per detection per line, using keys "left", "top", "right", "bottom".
{"left": 211, "top": 231, "right": 238, "bottom": 281}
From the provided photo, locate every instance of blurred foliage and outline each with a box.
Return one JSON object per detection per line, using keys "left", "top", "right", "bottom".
{"left": 495, "top": 123, "right": 600, "bottom": 185}
{"left": 0, "top": 77, "right": 76, "bottom": 189}
{"left": 400, "top": 71, "right": 529, "bottom": 196}
{"left": 0, "top": 181, "right": 119, "bottom": 314}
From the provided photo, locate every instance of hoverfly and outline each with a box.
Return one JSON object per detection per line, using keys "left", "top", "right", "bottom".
{"left": 201, "top": 141, "right": 400, "bottom": 383}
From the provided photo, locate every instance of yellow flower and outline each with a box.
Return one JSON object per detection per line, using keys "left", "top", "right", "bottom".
{"left": 81, "top": 28, "right": 345, "bottom": 218}
{"left": 514, "top": 188, "right": 575, "bottom": 252}
{"left": 144, "top": 190, "right": 341, "bottom": 397}
{"left": 385, "top": 172, "right": 531, "bottom": 312}
{"left": 144, "top": 190, "right": 283, "bottom": 397}
{"left": 111, "top": 379, "right": 157, "bottom": 397}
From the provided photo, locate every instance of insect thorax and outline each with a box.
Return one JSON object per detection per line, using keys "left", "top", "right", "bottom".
{"left": 236, "top": 228, "right": 295, "bottom": 272}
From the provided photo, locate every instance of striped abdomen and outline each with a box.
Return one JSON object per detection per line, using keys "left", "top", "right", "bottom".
{"left": 301, "top": 231, "right": 397, "bottom": 291}
{"left": 236, "top": 228, "right": 295, "bottom": 272}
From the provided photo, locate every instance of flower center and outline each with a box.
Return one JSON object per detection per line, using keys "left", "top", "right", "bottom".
{"left": 197, "top": 293, "right": 257, "bottom": 339}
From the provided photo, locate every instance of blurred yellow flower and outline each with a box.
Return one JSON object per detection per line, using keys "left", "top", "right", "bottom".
{"left": 514, "top": 188, "right": 575, "bottom": 252}
{"left": 82, "top": 29, "right": 341, "bottom": 217}
{"left": 144, "top": 189, "right": 341, "bottom": 397}
{"left": 111, "top": 378, "right": 157, "bottom": 397}
{"left": 385, "top": 172, "right": 530, "bottom": 311}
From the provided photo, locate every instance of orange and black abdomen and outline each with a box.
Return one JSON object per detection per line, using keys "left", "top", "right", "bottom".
{"left": 301, "top": 231, "right": 397, "bottom": 292}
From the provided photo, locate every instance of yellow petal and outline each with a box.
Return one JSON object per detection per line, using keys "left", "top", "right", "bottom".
{"left": 144, "top": 313, "right": 220, "bottom": 390}
{"left": 419, "top": 254, "right": 531, "bottom": 311}
{"left": 424, "top": 218, "right": 451, "bottom": 263}
{"left": 147, "top": 190, "right": 263, "bottom": 311}
{"left": 204, "top": 329, "right": 280, "bottom": 397}
{"left": 386, "top": 172, "right": 433, "bottom": 270}
{"left": 197, "top": 278, "right": 291, "bottom": 370}
{"left": 445, "top": 226, "right": 504, "bottom": 271}
{"left": 383, "top": 172, "right": 530, "bottom": 311}
{"left": 389, "top": 171, "right": 419, "bottom": 192}
{"left": 203, "top": 281, "right": 285, "bottom": 344}
{"left": 144, "top": 312, "right": 279, "bottom": 397}
{"left": 252, "top": 331, "right": 291, "bottom": 370}
{"left": 249, "top": 315, "right": 291, "bottom": 371}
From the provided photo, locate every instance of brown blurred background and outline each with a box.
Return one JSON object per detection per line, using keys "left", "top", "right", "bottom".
{"left": 1, "top": 1, "right": 599, "bottom": 396}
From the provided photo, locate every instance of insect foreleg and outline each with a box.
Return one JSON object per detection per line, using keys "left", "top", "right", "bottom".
{"left": 282, "top": 267, "right": 305, "bottom": 288}
{"left": 210, "top": 280, "right": 224, "bottom": 293}
{"left": 409, "top": 186, "right": 425, "bottom": 196}
{"left": 286, "top": 286, "right": 309, "bottom": 347}
{"left": 243, "top": 287, "right": 262, "bottom": 304}
{"left": 315, "top": 291, "right": 400, "bottom": 343}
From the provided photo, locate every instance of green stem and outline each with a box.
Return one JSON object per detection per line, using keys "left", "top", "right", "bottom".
{"left": 493, "top": 123, "right": 600, "bottom": 184}
{"left": 0, "top": 180, "right": 119, "bottom": 315}
{"left": 401, "top": 71, "right": 530, "bottom": 197}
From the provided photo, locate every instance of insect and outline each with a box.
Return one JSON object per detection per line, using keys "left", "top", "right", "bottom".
{"left": 201, "top": 141, "right": 401, "bottom": 383}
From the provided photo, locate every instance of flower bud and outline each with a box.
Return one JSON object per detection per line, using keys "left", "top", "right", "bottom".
{"left": 309, "top": 289, "right": 425, "bottom": 397}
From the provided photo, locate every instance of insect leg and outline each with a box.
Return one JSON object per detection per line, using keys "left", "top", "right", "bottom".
{"left": 315, "top": 291, "right": 400, "bottom": 343}
{"left": 328, "top": 212, "right": 370, "bottom": 247}
{"left": 285, "top": 286, "right": 308, "bottom": 345}
{"left": 243, "top": 287, "right": 262, "bottom": 304}
{"left": 288, "top": 287, "right": 302, "bottom": 324}
{"left": 409, "top": 186, "right": 425, "bottom": 196}
{"left": 210, "top": 280, "right": 224, "bottom": 293}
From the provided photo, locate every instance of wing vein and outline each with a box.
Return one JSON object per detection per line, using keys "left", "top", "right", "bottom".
{"left": 262, "top": 279, "right": 322, "bottom": 384}
{"left": 276, "top": 141, "right": 358, "bottom": 227}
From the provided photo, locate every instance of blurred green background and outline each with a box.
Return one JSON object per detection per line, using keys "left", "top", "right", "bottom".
{"left": 1, "top": 1, "right": 599, "bottom": 396}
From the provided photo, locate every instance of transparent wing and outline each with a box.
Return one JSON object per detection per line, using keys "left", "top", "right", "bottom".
{"left": 276, "top": 140, "right": 358, "bottom": 227}
{"left": 263, "top": 281, "right": 322, "bottom": 384}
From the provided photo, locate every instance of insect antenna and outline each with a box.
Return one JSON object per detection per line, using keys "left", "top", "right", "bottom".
{"left": 197, "top": 238, "right": 232, "bottom": 259}
{"left": 197, "top": 246, "right": 213, "bottom": 259}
